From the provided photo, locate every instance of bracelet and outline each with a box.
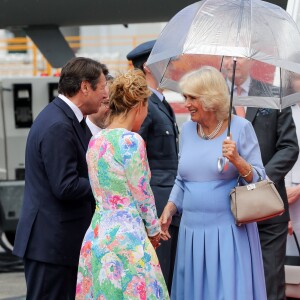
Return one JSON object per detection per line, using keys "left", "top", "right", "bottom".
{"left": 240, "top": 165, "right": 252, "bottom": 178}
{"left": 149, "top": 233, "right": 160, "bottom": 242}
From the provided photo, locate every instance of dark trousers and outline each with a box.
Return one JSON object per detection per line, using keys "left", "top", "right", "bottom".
{"left": 24, "top": 258, "right": 78, "bottom": 300}
{"left": 258, "top": 222, "right": 288, "bottom": 300}
{"left": 156, "top": 224, "right": 179, "bottom": 293}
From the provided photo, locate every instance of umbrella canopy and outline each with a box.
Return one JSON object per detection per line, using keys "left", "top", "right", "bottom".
{"left": 147, "top": 0, "right": 300, "bottom": 109}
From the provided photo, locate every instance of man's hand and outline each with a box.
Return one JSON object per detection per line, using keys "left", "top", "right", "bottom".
{"left": 286, "top": 185, "right": 300, "bottom": 204}
{"left": 288, "top": 220, "right": 293, "bottom": 235}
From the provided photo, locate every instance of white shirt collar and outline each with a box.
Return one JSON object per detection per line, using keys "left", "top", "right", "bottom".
{"left": 149, "top": 87, "right": 164, "bottom": 102}
{"left": 238, "top": 77, "right": 251, "bottom": 95}
{"left": 227, "top": 77, "right": 251, "bottom": 96}
{"left": 58, "top": 94, "right": 83, "bottom": 122}
{"left": 86, "top": 116, "right": 102, "bottom": 136}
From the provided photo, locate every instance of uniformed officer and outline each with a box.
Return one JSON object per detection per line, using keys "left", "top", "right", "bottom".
{"left": 127, "top": 40, "right": 180, "bottom": 292}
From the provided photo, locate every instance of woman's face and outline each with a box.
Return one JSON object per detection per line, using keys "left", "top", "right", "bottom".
{"left": 183, "top": 94, "right": 205, "bottom": 123}
{"left": 132, "top": 101, "right": 148, "bottom": 132}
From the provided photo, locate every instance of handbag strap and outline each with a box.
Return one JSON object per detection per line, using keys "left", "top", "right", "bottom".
{"left": 237, "top": 165, "right": 263, "bottom": 184}
{"left": 293, "top": 232, "right": 300, "bottom": 256}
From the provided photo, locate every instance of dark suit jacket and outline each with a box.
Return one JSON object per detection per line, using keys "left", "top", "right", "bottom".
{"left": 13, "top": 97, "right": 95, "bottom": 266}
{"left": 138, "top": 93, "right": 179, "bottom": 225}
{"left": 246, "top": 79, "right": 299, "bottom": 224}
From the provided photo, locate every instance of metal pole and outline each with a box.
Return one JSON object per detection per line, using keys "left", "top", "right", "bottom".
{"left": 227, "top": 58, "right": 237, "bottom": 137}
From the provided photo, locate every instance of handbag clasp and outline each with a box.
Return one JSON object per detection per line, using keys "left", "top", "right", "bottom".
{"left": 247, "top": 183, "right": 256, "bottom": 190}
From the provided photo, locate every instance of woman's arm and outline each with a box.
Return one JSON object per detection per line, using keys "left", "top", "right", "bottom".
{"left": 160, "top": 202, "right": 178, "bottom": 240}
{"left": 123, "top": 132, "right": 160, "bottom": 237}
{"left": 222, "top": 136, "right": 253, "bottom": 183}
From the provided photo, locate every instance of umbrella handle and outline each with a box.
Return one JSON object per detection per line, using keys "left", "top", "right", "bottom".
{"left": 217, "top": 136, "right": 231, "bottom": 173}
{"left": 217, "top": 157, "right": 229, "bottom": 173}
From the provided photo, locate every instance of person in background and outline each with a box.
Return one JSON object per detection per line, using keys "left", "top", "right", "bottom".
{"left": 223, "top": 56, "right": 299, "bottom": 300}
{"left": 13, "top": 57, "right": 108, "bottom": 299}
{"left": 76, "top": 69, "right": 169, "bottom": 299}
{"left": 160, "top": 66, "right": 267, "bottom": 300}
{"left": 126, "top": 40, "right": 180, "bottom": 291}
{"left": 86, "top": 65, "right": 113, "bottom": 135}
{"left": 285, "top": 72, "right": 300, "bottom": 257}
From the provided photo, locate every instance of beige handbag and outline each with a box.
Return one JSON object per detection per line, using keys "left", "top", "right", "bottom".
{"left": 230, "top": 167, "right": 285, "bottom": 226}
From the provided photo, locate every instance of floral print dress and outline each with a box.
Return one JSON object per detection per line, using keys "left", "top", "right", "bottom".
{"left": 76, "top": 128, "right": 169, "bottom": 300}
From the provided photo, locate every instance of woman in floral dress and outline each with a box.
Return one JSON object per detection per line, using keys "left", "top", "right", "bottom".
{"left": 76, "top": 69, "right": 169, "bottom": 300}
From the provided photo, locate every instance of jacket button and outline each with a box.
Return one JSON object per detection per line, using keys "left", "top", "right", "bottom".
{"left": 166, "top": 130, "right": 169, "bottom": 135}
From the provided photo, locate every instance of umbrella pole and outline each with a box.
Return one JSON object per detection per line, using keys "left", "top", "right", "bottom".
{"left": 218, "top": 57, "right": 237, "bottom": 173}
{"left": 227, "top": 58, "right": 237, "bottom": 137}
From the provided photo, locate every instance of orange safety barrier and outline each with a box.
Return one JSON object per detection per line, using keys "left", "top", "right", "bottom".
{"left": 0, "top": 34, "right": 157, "bottom": 77}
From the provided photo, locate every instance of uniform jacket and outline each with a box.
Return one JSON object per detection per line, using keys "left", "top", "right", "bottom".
{"left": 138, "top": 93, "right": 180, "bottom": 224}
{"left": 13, "top": 97, "right": 95, "bottom": 266}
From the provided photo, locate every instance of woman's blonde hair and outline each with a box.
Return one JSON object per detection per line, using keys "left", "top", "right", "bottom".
{"left": 108, "top": 69, "right": 151, "bottom": 122}
{"left": 179, "top": 66, "right": 230, "bottom": 121}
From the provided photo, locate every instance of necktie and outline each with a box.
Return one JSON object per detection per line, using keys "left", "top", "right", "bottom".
{"left": 235, "top": 85, "right": 246, "bottom": 118}
{"left": 80, "top": 118, "right": 87, "bottom": 130}
{"left": 80, "top": 118, "right": 92, "bottom": 143}
{"left": 236, "top": 85, "right": 243, "bottom": 96}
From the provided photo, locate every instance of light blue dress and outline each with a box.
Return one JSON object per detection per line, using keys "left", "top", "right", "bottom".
{"left": 170, "top": 116, "right": 267, "bottom": 300}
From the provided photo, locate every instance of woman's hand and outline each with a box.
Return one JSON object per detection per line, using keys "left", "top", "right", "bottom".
{"left": 286, "top": 185, "right": 300, "bottom": 204}
{"left": 222, "top": 135, "right": 239, "bottom": 164}
{"left": 222, "top": 135, "right": 253, "bottom": 182}
{"left": 149, "top": 232, "right": 161, "bottom": 250}
{"left": 160, "top": 202, "right": 177, "bottom": 241}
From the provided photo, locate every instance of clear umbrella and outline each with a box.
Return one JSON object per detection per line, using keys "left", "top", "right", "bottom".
{"left": 146, "top": 0, "right": 300, "bottom": 171}
{"left": 147, "top": 0, "right": 300, "bottom": 110}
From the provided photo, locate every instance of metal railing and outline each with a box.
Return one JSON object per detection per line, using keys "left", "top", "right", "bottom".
{"left": 0, "top": 34, "right": 157, "bottom": 77}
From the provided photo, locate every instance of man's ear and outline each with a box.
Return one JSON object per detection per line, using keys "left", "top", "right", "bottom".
{"left": 81, "top": 81, "right": 89, "bottom": 95}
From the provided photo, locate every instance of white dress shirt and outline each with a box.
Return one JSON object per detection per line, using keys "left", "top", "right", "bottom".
{"left": 86, "top": 116, "right": 102, "bottom": 136}
{"left": 228, "top": 77, "right": 251, "bottom": 113}
{"left": 149, "top": 87, "right": 164, "bottom": 102}
{"left": 58, "top": 94, "right": 83, "bottom": 123}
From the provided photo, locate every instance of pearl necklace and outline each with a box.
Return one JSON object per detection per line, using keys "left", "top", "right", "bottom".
{"left": 198, "top": 120, "right": 224, "bottom": 140}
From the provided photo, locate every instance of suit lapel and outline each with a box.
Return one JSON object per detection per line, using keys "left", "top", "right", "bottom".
{"left": 53, "top": 97, "right": 88, "bottom": 151}
{"left": 246, "top": 79, "right": 264, "bottom": 123}
{"left": 150, "top": 93, "right": 176, "bottom": 122}
{"left": 246, "top": 107, "right": 259, "bottom": 123}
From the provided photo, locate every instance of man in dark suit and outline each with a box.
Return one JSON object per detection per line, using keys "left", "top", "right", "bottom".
{"left": 127, "top": 40, "right": 180, "bottom": 291}
{"left": 13, "top": 57, "right": 108, "bottom": 299}
{"left": 224, "top": 57, "right": 299, "bottom": 300}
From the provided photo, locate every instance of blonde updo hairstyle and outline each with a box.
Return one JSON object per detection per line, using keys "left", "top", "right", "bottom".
{"left": 179, "top": 66, "right": 230, "bottom": 121}
{"left": 108, "top": 69, "right": 151, "bottom": 123}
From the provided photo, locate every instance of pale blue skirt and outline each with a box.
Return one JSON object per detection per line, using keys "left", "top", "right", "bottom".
{"left": 171, "top": 180, "right": 267, "bottom": 300}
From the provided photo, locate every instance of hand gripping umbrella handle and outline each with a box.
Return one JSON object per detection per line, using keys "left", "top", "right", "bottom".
{"left": 217, "top": 136, "right": 230, "bottom": 173}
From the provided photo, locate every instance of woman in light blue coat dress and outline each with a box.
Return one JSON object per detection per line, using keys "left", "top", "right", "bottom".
{"left": 160, "top": 66, "right": 267, "bottom": 300}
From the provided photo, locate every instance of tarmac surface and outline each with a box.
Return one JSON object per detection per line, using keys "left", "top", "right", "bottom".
{"left": 0, "top": 271, "right": 26, "bottom": 300}
{"left": 0, "top": 234, "right": 26, "bottom": 300}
